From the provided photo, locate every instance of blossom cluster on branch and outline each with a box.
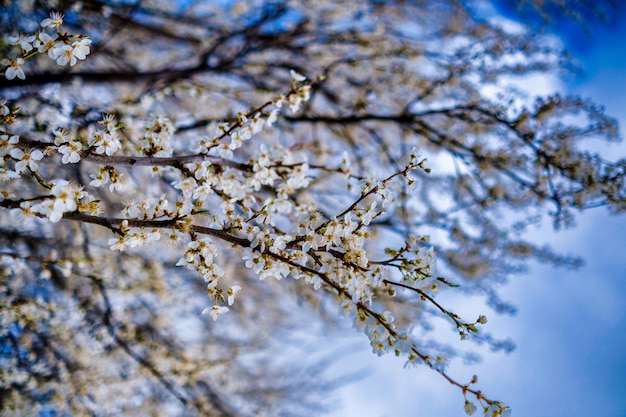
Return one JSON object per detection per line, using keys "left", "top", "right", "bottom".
{"left": 0, "top": 10, "right": 513, "bottom": 416}
{"left": 1, "top": 11, "right": 91, "bottom": 80}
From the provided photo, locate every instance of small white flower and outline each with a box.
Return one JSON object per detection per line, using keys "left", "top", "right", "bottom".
{"left": 145, "top": 229, "right": 161, "bottom": 243}
{"left": 58, "top": 140, "right": 82, "bottom": 164}
{"left": 202, "top": 305, "right": 229, "bottom": 321}
{"left": 266, "top": 108, "right": 280, "bottom": 127}
{"left": 359, "top": 201, "right": 378, "bottom": 225}
{"left": 41, "top": 11, "right": 64, "bottom": 28}
{"left": 108, "top": 236, "right": 127, "bottom": 251}
{"left": 248, "top": 114, "right": 264, "bottom": 134}
{"left": 89, "top": 130, "right": 121, "bottom": 156}
{"left": 0, "top": 134, "right": 19, "bottom": 156}
{"left": 432, "top": 355, "right": 448, "bottom": 372}
{"left": 121, "top": 199, "right": 143, "bottom": 219}
{"left": 10, "top": 201, "right": 34, "bottom": 223}
{"left": 290, "top": 69, "right": 306, "bottom": 82}
{"left": 10, "top": 148, "right": 44, "bottom": 172}
{"left": 380, "top": 310, "right": 394, "bottom": 324}
{"left": 89, "top": 171, "right": 109, "bottom": 188}
{"left": 2, "top": 57, "right": 26, "bottom": 80}
{"left": 172, "top": 177, "right": 197, "bottom": 198}
{"left": 53, "top": 44, "right": 77, "bottom": 66}
{"left": 370, "top": 339, "right": 387, "bottom": 356}
{"left": 71, "top": 38, "right": 91, "bottom": 60}
{"left": 270, "top": 234, "right": 291, "bottom": 253}
{"left": 52, "top": 128, "right": 70, "bottom": 145}
{"left": 35, "top": 32, "right": 60, "bottom": 57}
{"left": 99, "top": 114, "right": 117, "bottom": 131}
{"left": 227, "top": 285, "right": 241, "bottom": 306}
{"left": 258, "top": 260, "right": 289, "bottom": 281}
{"left": 8, "top": 33, "right": 36, "bottom": 52}
{"left": 0, "top": 99, "right": 9, "bottom": 116}
{"left": 216, "top": 122, "right": 229, "bottom": 134}
{"left": 288, "top": 85, "right": 311, "bottom": 113}
{"left": 215, "top": 143, "right": 233, "bottom": 159}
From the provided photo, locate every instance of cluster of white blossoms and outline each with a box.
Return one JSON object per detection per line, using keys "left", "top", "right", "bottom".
{"left": 2, "top": 11, "right": 91, "bottom": 80}
{"left": 136, "top": 116, "right": 175, "bottom": 157}
{"left": 26, "top": 179, "right": 89, "bottom": 223}
{"left": 88, "top": 115, "right": 122, "bottom": 156}
{"left": 0, "top": 14, "right": 510, "bottom": 415}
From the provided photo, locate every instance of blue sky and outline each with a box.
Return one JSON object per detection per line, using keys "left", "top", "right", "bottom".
{"left": 328, "top": 5, "right": 626, "bottom": 417}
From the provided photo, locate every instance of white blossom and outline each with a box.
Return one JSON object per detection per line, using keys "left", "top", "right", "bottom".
{"left": 0, "top": 134, "right": 19, "bottom": 157}
{"left": 52, "top": 44, "right": 78, "bottom": 66}
{"left": 288, "top": 85, "right": 311, "bottom": 113}
{"left": 290, "top": 69, "right": 306, "bottom": 82}
{"left": 172, "top": 177, "right": 197, "bottom": 199}
{"left": 432, "top": 355, "right": 448, "bottom": 372}
{"left": 58, "top": 140, "right": 83, "bottom": 164}
{"left": 108, "top": 235, "right": 128, "bottom": 251}
{"left": 10, "top": 148, "right": 44, "bottom": 173}
{"left": 40, "top": 11, "right": 64, "bottom": 28}
{"left": 227, "top": 286, "right": 241, "bottom": 306}
{"left": 89, "top": 130, "right": 121, "bottom": 156}
{"left": 35, "top": 32, "right": 59, "bottom": 57}
{"left": 71, "top": 38, "right": 92, "bottom": 60}
{"left": 89, "top": 171, "right": 109, "bottom": 188}
{"left": 0, "top": 99, "right": 9, "bottom": 116}
{"left": 243, "top": 253, "right": 265, "bottom": 274}
{"left": 267, "top": 108, "right": 280, "bottom": 127}
{"left": 8, "top": 33, "right": 36, "bottom": 52}
{"left": 202, "top": 305, "right": 229, "bottom": 321}
{"left": 2, "top": 58, "right": 26, "bottom": 80}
